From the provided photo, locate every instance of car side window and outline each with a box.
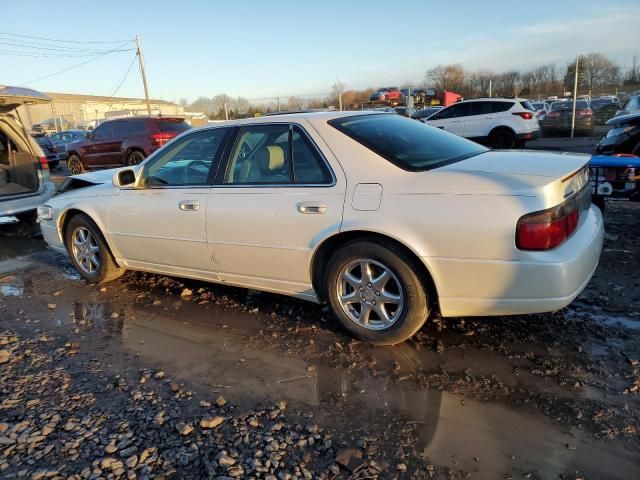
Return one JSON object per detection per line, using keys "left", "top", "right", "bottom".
{"left": 91, "top": 124, "right": 110, "bottom": 139}
{"left": 291, "top": 127, "right": 332, "bottom": 184}
{"left": 129, "top": 120, "right": 147, "bottom": 135}
{"left": 469, "top": 102, "right": 491, "bottom": 116}
{"left": 491, "top": 102, "right": 514, "bottom": 113}
{"left": 225, "top": 124, "right": 292, "bottom": 185}
{"left": 144, "top": 129, "right": 228, "bottom": 187}
{"left": 111, "top": 121, "right": 129, "bottom": 137}
{"left": 437, "top": 103, "right": 470, "bottom": 119}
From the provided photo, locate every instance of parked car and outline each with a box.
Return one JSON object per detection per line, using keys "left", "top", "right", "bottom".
{"left": 530, "top": 101, "right": 549, "bottom": 121}
{"left": 369, "top": 87, "right": 402, "bottom": 103}
{"left": 0, "top": 86, "right": 56, "bottom": 221}
{"left": 424, "top": 98, "right": 540, "bottom": 148}
{"left": 49, "top": 130, "right": 87, "bottom": 161}
{"left": 411, "top": 106, "right": 443, "bottom": 121}
{"left": 32, "top": 134, "right": 59, "bottom": 169}
{"left": 615, "top": 95, "right": 640, "bottom": 117}
{"left": 590, "top": 97, "right": 620, "bottom": 125}
{"left": 595, "top": 112, "right": 640, "bottom": 155}
{"left": 539, "top": 100, "right": 594, "bottom": 135}
{"left": 65, "top": 116, "right": 191, "bottom": 175}
{"left": 394, "top": 106, "right": 416, "bottom": 117}
{"left": 39, "top": 111, "right": 602, "bottom": 345}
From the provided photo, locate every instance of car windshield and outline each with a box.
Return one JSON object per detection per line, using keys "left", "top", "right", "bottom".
{"left": 329, "top": 113, "right": 487, "bottom": 171}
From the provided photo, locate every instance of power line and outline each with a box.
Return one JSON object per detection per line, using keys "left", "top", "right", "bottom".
{"left": 107, "top": 52, "right": 139, "bottom": 98}
{"left": 0, "top": 49, "right": 114, "bottom": 58}
{"left": 19, "top": 45, "right": 134, "bottom": 86}
{"left": 0, "top": 40, "right": 134, "bottom": 53}
{"left": 0, "top": 31, "right": 134, "bottom": 44}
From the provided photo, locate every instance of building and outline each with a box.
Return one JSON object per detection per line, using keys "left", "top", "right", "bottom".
{"left": 17, "top": 91, "right": 184, "bottom": 131}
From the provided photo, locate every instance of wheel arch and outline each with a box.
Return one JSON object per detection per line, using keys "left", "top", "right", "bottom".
{"left": 488, "top": 124, "right": 517, "bottom": 138}
{"left": 310, "top": 229, "right": 440, "bottom": 311}
{"left": 59, "top": 208, "right": 122, "bottom": 266}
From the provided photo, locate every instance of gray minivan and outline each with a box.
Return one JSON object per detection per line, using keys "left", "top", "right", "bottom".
{"left": 0, "top": 86, "right": 55, "bottom": 221}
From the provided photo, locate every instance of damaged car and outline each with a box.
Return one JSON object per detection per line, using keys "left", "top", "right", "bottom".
{"left": 39, "top": 112, "right": 604, "bottom": 344}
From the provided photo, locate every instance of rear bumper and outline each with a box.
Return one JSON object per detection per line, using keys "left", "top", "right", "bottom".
{"left": 516, "top": 131, "right": 539, "bottom": 141}
{"left": 429, "top": 205, "right": 604, "bottom": 317}
{"left": 0, "top": 181, "right": 56, "bottom": 216}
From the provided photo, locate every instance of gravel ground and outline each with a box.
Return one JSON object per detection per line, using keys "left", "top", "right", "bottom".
{"left": 0, "top": 202, "right": 639, "bottom": 479}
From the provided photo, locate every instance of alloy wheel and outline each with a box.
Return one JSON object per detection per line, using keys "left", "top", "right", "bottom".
{"left": 336, "top": 258, "right": 404, "bottom": 330}
{"left": 71, "top": 227, "right": 100, "bottom": 274}
{"left": 67, "top": 157, "right": 83, "bottom": 175}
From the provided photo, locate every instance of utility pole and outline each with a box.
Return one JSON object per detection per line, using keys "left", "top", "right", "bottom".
{"left": 488, "top": 79, "right": 492, "bottom": 98}
{"left": 277, "top": 97, "right": 281, "bottom": 112}
{"left": 136, "top": 34, "right": 152, "bottom": 116}
{"left": 224, "top": 102, "right": 229, "bottom": 121}
{"left": 571, "top": 54, "right": 579, "bottom": 139}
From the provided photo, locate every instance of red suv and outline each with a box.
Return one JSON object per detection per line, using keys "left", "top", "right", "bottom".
{"left": 65, "top": 117, "right": 190, "bottom": 175}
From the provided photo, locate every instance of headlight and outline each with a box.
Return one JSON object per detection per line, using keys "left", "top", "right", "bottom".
{"left": 36, "top": 205, "right": 54, "bottom": 223}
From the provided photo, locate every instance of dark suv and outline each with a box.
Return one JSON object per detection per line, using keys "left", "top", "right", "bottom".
{"left": 65, "top": 117, "right": 190, "bottom": 175}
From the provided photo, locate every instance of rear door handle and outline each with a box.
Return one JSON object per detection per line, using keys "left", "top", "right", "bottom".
{"left": 178, "top": 200, "right": 200, "bottom": 211}
{"left": 296, "top": 202, "right": 326, "bottom": 214}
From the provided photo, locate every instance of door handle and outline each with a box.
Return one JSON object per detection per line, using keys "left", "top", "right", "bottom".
{"left": 296, "top": 202, "right": 326, "bottom": 214}
{"left": 178, "top": 200, "right": 200, "bottom": 211}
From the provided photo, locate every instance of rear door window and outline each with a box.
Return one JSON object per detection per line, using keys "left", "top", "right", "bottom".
{"left": 490, "top": 102, "right": 514, "bottom": 113}
{"left": 437, "top": 102, "right": 471, "bottom": 119}
{"left": 128, "top": 120, "right": 148, "bottom": 135}
{"left": 111, "top": 121, "right": 129, "bottom": 137}
{"left": 469, "top": 102, "right": 492, "bottom": 116}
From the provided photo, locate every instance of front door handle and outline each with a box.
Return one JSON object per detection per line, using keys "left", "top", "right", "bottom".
{"left": 296, "top": 201, "right": 326, "bottom": 214}
{"left": 178, "top": 200, "right": 200, "bottom": 211}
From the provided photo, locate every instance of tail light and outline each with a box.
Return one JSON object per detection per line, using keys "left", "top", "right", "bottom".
{"left": 39, "top": 156, "right": 49, "bottom": 170}
{"left": 516, "top": 205, "right": 579, "bottom": 250}
{"left": 577, "top": 109, "right": 592, "bottom": 117}
{"left": 547, "top": 111, "right": 560, "bottom": 118}
{"left": 150, "top": 132, "right": 174, "bottom": 146}
{"left": 512, "top": 111, "right": 533, "bottom": 120}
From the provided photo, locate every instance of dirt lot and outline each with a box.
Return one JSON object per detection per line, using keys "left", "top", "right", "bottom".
{"left": 1, "top": 202, "right": 639, "bottom": 479}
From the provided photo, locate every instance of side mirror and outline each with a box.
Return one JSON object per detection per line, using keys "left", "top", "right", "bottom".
{"left": 113, "top": 167, "right": 140, "bottom": 188}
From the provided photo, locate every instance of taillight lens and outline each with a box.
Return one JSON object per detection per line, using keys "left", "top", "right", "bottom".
{"left": 39, "top": 156, "right": 49, "bottom": 170}
{"left": 547, "top": 111, "right": 560, "bottom": 118}
{"left": 517, "top": 207, "right": 579, "bottom": 250}
{"left": 512, "top": 111, "right": 533, "bottom": 120}
{"left": 577, "top": 109, "right": 592, "bottom": 117}
{"left": 150, "top": 132, "right": 174, "bottom": 146}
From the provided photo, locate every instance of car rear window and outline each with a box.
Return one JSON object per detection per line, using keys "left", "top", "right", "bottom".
{"left": 329, "top": 114, "right": 487, "bottom": 172}
{"left": 157, "top": 119, "right": 190, "bottom": 132}
{"left": 520, "top": 100, "right": 535, "bottom": 111}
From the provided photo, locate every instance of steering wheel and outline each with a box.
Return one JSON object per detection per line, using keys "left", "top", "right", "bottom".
{"left": 184, "top": 160, "right": 210, "bottom": 184}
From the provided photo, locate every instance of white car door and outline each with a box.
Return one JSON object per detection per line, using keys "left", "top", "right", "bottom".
{"left": 206, "top": 121, "right": 346, "bottom": 299}
{"left": 425, "top": 102, "right": 470, "bottom": 137}
{"left": 107, "top": 128, "right": 231, "bottom": 280}
{"left": 463, "top": 101, "right": 493, "bottom": 138}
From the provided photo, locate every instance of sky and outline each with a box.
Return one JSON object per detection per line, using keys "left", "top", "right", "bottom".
{"left": 3, "top": 0, "right": 640, "bottom": 103}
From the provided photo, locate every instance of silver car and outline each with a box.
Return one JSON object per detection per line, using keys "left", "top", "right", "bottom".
{"left": 1, "top": 86, "right": 56, "bottom": 220}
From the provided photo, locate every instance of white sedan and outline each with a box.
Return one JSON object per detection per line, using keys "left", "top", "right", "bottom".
{"left": 38, "top": 112, "right": 604, "bottom": 345}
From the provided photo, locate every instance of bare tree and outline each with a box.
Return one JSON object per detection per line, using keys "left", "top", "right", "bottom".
{"left": 425, "top": 64, "right": 465, "bottom": 92}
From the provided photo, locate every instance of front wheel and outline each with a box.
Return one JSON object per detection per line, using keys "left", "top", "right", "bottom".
{"left": 66, "top": 154, "right": 85, "bottom": 175}
{"left": 65, "top": 214, "right": 125, "bottom": 284}
{"left": 325, "top": 241, "right": 430, "bottom": 345}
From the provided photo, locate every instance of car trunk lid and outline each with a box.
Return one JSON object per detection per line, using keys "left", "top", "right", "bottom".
{"left": 0, "top": 86, "right": 51, "bottom": 113}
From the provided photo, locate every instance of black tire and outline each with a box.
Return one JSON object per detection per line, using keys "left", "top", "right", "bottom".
{"left": 66, "top": 154, "right": 85, "bottom": 175}
{"left": 15, "top": 210, "right": 37, "bottom": 223}
{"left": 325, "top": 240, "right": 430, "bottom": 345}
{"left": 127, "top": 150, "right": 145, "bottom": 166}
{"left": 489, "top": 128, "right": 516, "bottom": 149}
{"left": 65, "top": 214, "right": 125, "bottom": 284}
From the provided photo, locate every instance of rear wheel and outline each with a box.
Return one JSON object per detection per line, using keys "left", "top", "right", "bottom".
{"left": 65, "top": 214, "right": 125, "bottom": 284}
{"left": 127, "top": 150, "right": 145, "bottom": 166}
{"left": 325, "top": 240, "right": 430, "bottom": 345}
{"left": 489, "top": 128, "right": 516, "bottom": 149}
{"left": 67, "top": 154, "right": 85, "bottom": 175}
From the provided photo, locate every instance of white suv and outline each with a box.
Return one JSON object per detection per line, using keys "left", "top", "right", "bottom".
{"left": 424, "top": 98, "right": 540, "bottom": 148}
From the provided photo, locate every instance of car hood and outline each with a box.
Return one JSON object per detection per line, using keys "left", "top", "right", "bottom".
{"left": 0, "top": 86, "right": 50, "bottom": 113}
{"left": 439, "top": 150, "right": 589, "bottom": 178}
{"left": 57, "top": 168, "right": 125, "bottom": 194}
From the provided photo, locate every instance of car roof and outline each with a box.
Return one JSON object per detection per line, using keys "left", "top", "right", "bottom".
{"left": 196, "top": 110, "right": 385, "bottom": 130}
{"left": 458, "top": 97, "right": 524, "bottom": 103}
